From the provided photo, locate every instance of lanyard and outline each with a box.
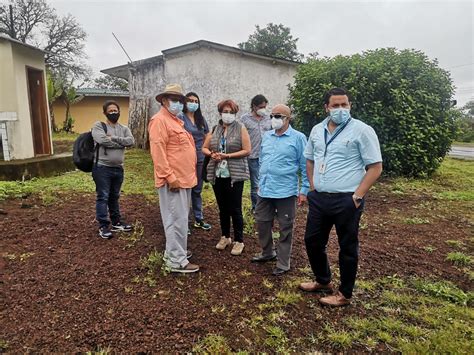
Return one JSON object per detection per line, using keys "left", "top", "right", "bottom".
{"left": 323, "top": 118, "right": 351, "bottom": 158}
{"left": 220, "top": 134, "right": 226, "bottom": 153}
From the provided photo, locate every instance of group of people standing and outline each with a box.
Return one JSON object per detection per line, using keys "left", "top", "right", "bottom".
{"left": 91, "top": 84, "right": 382, "bottom": 307}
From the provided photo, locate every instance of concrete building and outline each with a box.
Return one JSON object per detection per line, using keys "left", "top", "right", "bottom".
{"left": 102, "top": 40, "right": 299, "bottom": 145}
{"left": 0, "top": 35, "right": 52, "bottom": 161}
{"left": 52, "top": 88, "right": 129, "bottom": 133}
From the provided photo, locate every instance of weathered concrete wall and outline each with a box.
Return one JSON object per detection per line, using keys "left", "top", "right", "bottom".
{"left": 129, "top": 47, "right": 298, "bottom": 127}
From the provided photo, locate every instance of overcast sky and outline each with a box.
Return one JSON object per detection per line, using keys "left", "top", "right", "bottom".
{"left": 49, "top": 0, "right": 473, "bottom": 106}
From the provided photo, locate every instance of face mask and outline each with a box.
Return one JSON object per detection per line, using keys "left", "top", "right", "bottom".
{"left": 221, "top": 113, "right": 236, "bottom": 124}
{"left": 271, "top": 118, "right": 284, "bottom": 130}
{"left": 329, "top": 108, "right": 351, "bottom": 125}
{"left": 256, "top": 108, "right": 267, "bottom": 117}
{"left": 187, "top": 102, "right": 199, "bottom": 113}
{"left": 168, "top": 100, "right": 184, "bottom": 115}
{"left": 106, "top": 112, "right": 120, "bottom": 123}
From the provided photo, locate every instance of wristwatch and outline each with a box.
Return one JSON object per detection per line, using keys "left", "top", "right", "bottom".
{"left": 353, "top": 194, "right": 364, "bottom": 203}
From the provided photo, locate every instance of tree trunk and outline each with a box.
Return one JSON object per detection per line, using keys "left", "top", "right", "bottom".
{"left": 128, "top": 97, "right": 150, "bottom": 149}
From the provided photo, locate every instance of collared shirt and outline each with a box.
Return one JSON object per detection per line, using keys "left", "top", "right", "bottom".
{"left": 178, "top": 113, "right": 210, "bottom": 163}
{"left": 304, "top": 117, "right": 382, "bottom": 193}
{"left": 258, "top": 125, "right": 310, "bottom": 198}
{"left": 240, "top": 112, "right": 272, "bottom": 159}
{"left": 148, "top": 108, "right": 197, "bottom": 188}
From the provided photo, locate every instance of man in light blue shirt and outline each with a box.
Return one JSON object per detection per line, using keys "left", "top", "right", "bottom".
{"left": 251, "top": 104, "right": 309, "bottom": 276}
{"left": 299, "top": 88, "right": 382, "bottom": 307}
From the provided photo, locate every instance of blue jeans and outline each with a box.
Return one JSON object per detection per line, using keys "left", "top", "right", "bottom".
{"left": 191, "top": 160, "right": 204, "bottom": 221}
{"left": 92, "top": 165, "right": 124, "bottom": 228}
{"left": 248, "top": 158, "right": 260, "bottom": 209}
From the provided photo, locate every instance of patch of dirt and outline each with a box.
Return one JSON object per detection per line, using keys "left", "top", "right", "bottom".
{"left": 0, "top": 191, "right": 472, "bottom": 352}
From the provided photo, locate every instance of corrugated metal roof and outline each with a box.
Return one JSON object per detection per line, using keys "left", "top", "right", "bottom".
{"left": 76, "top": 88, "right": 129, "bottom": 97}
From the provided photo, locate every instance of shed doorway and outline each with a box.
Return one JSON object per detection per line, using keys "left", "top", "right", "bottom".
{"left": 27, "top": 67, "right": 51, "bottom": 156}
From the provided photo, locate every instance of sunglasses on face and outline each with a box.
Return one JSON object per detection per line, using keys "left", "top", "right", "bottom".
{"left": 270, "top": 114, "right": 287, "bottom": 119}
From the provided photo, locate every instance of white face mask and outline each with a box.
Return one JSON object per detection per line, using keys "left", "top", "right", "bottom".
{"left": 271, "top": 117, "right": 284, "bottom": 130}
{"left": 221, "top": 113, "right": 236, "bottom": 124}
{"left": 256, "top": 108, "right": 267, "bottom": 117}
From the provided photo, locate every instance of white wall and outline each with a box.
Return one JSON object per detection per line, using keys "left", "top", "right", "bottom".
{"left": 134, "top": 47, "right": 298, "bottom": 126}
{"left": 2, "top": 42, "right": 51, "bottom": 160}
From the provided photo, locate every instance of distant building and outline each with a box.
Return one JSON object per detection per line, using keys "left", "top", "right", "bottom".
{"left": 52, "top": 88, "right": 129, "bottom": 133}
{"left": 102, "top": 40, "right": 299, "bottom": 145}
{"left": 0, "top": 35, "right": 52, "bottom": 161}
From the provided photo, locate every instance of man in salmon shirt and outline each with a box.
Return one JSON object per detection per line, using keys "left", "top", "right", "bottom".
{"left": 148, "top": 84, "right": 199, "bottom": 273}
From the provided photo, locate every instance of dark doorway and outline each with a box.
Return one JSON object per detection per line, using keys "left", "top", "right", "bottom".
{"left": 27, "top": 67, "right": 51, "bottom": 156}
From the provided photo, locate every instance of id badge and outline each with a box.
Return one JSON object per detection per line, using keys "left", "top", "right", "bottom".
{"left": 318, "top": 161, "right": 326, "bottom": 174}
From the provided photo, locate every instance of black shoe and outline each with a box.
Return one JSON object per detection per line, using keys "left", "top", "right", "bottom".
{"left": 272, "top": 267, "right": 289, "bottom": 276}
{"left": 187, "top": 229, "right": 191, "bottom": 237}
{"left": 187, "top": 250, "right": 192, "bottom": 259}
{"left": 99, "top": 226, "right": 113, "bottom": 239}
{"left": 111, "top": 221, "right": 132, "bottom": 232}
{"left": 194, "top": 220, "right": 211, "bottom": 231}
{"left": 251, "top": 253, "right": 277, "bottom": 263}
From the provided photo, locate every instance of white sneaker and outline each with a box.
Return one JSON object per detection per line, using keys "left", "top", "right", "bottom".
{"left": 231, "top": 242, "right": 245, "bottom": 256}
{"left": 216, "top": 236, "right": 232, "bottom": 250}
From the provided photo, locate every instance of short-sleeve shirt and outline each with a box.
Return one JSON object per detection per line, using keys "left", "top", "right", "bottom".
{"left": 304, "top": 117, "right": 382, "bottom": 193}
{"left": 240, "top": 112, "right": 272, "bottom": 159}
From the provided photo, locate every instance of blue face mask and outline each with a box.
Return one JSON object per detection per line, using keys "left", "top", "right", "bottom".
{"left": 187, "top": 102, "right": 199, "bottom": 113}
{"left": 329, "top": 108, "right": 351, "bottom": 125}
{"left": 168, "top": 100, "right": 184, "bottom": 115}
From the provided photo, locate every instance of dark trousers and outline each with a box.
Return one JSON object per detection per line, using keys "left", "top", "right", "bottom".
{"left": 248, "top": 158, "right": 260, "bottom": 210}
{"left": 92, "top": 165, "right": 124, "bottom": 228}
{"left": 304, "top": 191, "right": 364, "bottom": 298}
{"left": 255, "top": 196, "right": 296, "bottom": 270}
{"left": 191, "top": 160, "right": 204, "bottom": 221}
{"left": 212, "top": 178, "right": 244, "bottom": 242}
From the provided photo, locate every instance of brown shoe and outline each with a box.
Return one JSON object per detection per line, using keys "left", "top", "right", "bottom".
{"left": 319, "top": 291, "right": 351, "bottom": 307}
{"left": 171, "top": 262, "right": 200, "bottom": 273}
{"left": 299, "top": 281, "right": 334, "bottom": 293}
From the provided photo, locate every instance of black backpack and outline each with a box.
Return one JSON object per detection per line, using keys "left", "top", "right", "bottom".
{"left": 73, "top": 122, "right": 107, "bottom": 172}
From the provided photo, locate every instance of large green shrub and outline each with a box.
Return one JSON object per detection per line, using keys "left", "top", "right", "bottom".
{"left": 289, "top": 48, "right": 457, "bottom": 177}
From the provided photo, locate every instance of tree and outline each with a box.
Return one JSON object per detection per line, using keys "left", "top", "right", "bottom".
{"left": 462, "top": 100, "right": 474, "bottom": 116}
{"left": 238, "top": 23, "right": 304, "bottom": 61}
{"left": 0, "top": 0, "right": 88, "bottom": 79}
{"left": 60, "top": 80, "right": 84, "bottom": 133}
{"left": 92, "top": 74, "right": 129, "bottom": 91}
{"left": 289, "top": 48, "right": 457, "bottom": 177}
{"left": 46, "top": 71, "right": 63, "bottom": 132}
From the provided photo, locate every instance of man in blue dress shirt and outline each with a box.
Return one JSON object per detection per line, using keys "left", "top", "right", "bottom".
{"left": 251, "top": 104, "right": 310, "bottom": 276}
{"left": 300, "top": 88, "right": 383, "bottom": 307}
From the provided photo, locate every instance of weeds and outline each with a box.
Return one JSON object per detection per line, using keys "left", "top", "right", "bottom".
{"left": 275, "top": 291, "right": 303, "bottom": 306}
{"left": 264, "top": 325, "right": 288, "bottom": 351}
{"left": 446, "top": 252, "right": 472, "bottom": 267}
{"left": 411, "top": 278, "right": 472, "bottom": 305}
{"left": 119, "top": 220, "right": 145, "bottom": 248}
{"left": 404, "top": 217, "right": 430, "bottom": 224}
{"left": 445, "top": 239, "right": 465, "bottom": 248}
{"left": 192, "top": 334, "right": 231, "bottom": 354}
{"left": 423, "top": 245, "right": 437, "bottom": 253}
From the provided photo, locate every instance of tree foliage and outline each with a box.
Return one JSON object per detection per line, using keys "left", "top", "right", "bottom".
{"left": 454, "top": 101, "right": 474, "bottom": 142}
{"left": 0, "top": 0, "right": 88, "bottom": 79}
{"left": 91, "top": 74, "right": 129, "bottom": 91}
{"left": 238, "top": 23, "right": 303, "bottom": 61}
{"left": 289, "top": 48, "right": 457, "bottom": 177}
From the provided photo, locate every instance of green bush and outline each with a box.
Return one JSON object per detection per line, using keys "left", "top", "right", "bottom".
{"left": 289, "top": 48, "right": 457, "bottom": 177}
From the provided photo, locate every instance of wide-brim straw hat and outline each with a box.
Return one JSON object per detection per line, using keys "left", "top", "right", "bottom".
{"left": 155, "top": 83, "right": 185, "bottom": 103}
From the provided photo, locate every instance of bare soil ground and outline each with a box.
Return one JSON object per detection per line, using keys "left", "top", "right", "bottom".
{"left": 0, "top": 190, "right": 472, "bottom": 352}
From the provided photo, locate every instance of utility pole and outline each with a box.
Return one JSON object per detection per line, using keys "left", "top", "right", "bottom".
{"left": 9, "top": 5, "right": 16, "bottom": 39}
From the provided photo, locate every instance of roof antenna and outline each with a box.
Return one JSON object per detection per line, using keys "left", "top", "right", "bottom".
{"left": 112, "top": 32, "right": 134, "bottom": 66}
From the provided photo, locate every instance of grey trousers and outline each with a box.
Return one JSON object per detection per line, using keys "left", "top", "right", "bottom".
{"left": 255, "top": 195, "right": 297, "bottom": 271}
{"left": 158, "top": 185, "right": 191, "bottom": 268}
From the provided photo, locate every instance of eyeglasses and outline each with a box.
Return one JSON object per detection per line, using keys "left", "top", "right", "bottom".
{"left": 270, "top": 114, "right": 287, "bottom": 119}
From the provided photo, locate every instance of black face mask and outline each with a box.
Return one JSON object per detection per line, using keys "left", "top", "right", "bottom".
{"left": 106, "top": 112, "right": 120, "bottom": 123}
